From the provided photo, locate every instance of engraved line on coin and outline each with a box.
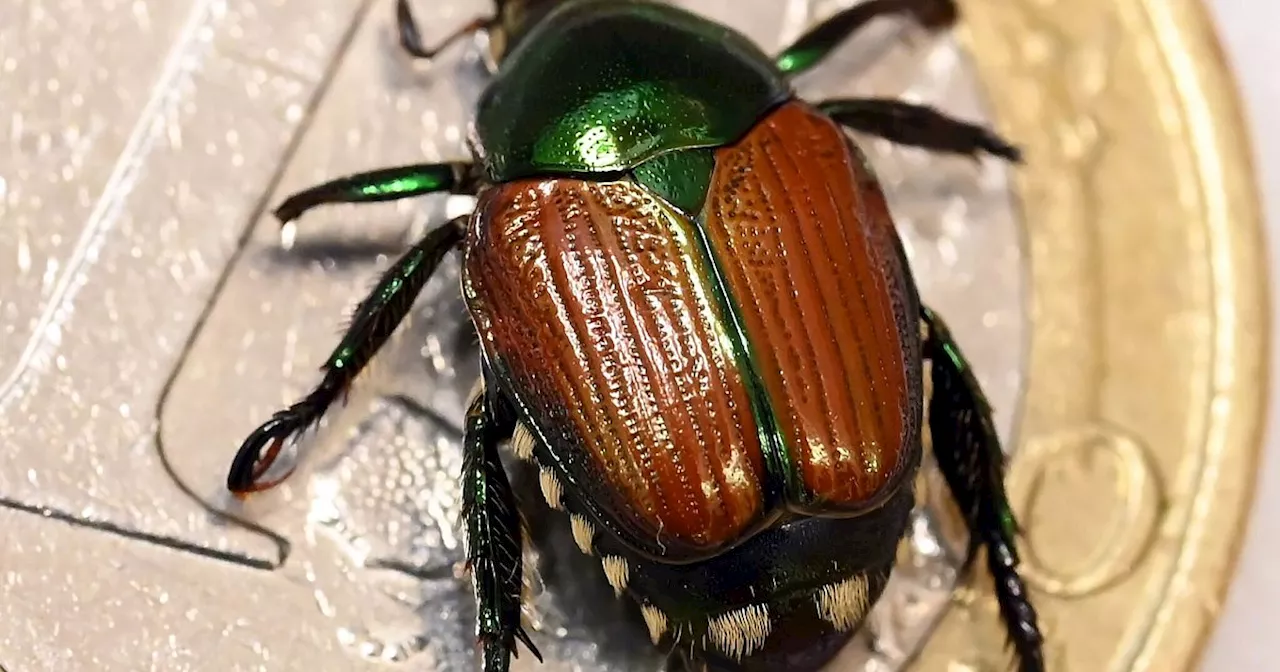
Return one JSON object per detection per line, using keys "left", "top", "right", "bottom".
{"left": 151, "top": 0, "right": 384, "bottom": 570}
{"left": 0, "top": 496, "right": 273, "bottom": 570}
{"left": 1007, "top": 423, "right": 1165, "bottom": 598}
{"left": 0, "top": 0, "right": 223, "bottom": 411}
{"left": 1017, "top": 0, "right": 1117, "bottom": 421}
{"left": 384, "top": 393, "right": 466, "bottom": 438}
{"left": 285, "top": 395, "right": 475, "bottom": 664}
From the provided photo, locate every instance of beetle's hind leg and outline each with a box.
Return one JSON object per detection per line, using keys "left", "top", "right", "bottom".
{"left": 225, "top": 216, "right": 468, "bottom": 495}
{"left": 817, "top": 98, "right": 1022, "bottom": 163}
{"left": 921, "top": 306, "right": 1045, "bottom": 672}
{"left": 776, "top": 0, "right": 956, "bottom": 75}
{"left": 461, "top": 374, "right": 543, "bottom": 672}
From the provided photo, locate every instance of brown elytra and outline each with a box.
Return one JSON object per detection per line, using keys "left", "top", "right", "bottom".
{"left": 462, "top": 101, "right": 918, "bottom": 560}
{"left": 462, "top": 176, "right": 770, "bottom": 557}
{"left": 702, "top": 101, "right": 916, "bottom": 513}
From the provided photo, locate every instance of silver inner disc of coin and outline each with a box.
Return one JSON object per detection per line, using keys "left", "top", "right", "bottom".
{"left": 157, "top": 0, "right": 1029, "bottom": 669}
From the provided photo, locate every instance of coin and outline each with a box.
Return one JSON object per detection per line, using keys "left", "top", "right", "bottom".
{"left": 0, "top": 0, "right": 1265, "bottom": 671}
{"left": 904, "top": 0, "right": 1269, "bottom": 670}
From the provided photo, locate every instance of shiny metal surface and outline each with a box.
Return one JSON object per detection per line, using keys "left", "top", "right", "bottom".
{"left": 1, "top": 0, "right": 1027, "bottom": 669}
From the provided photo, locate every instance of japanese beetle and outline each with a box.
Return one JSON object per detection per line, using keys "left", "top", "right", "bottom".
{"left": 226, "top": 1, "right": 1044, "bottom": 670}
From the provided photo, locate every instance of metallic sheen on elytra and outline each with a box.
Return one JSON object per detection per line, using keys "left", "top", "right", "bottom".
{"left": 220, "top": 1, "right": 1042, "bottom": 670}
{"left": 463, "top": 101, "right": 920, "bottom": 559}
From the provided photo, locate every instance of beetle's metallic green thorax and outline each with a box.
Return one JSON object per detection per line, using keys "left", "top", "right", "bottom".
{"left": 631, "top": 148, "right": 715, "bottom": 216}
{"left": 475, "top": 0, "right": 792, "bottom": 181}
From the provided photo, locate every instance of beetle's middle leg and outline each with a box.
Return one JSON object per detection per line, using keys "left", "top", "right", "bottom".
{"left": 817, "top": 98, "right": 1022, "bottom": 162}
{"left": 461, "top": 374, "right": 542, "bottom": 672}
{"left": 776, "top": 0, "right": 957, "bottom": 75}
{"left": 225, "top": 215, "right": 468, "bottom": 495}
{"left": 921, "top": 305, "right": 1045, "bottom": 672}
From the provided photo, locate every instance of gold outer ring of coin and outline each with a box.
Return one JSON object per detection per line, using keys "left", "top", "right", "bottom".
{"left": 909, "top": 0, "right": 1270, "bottom": 670}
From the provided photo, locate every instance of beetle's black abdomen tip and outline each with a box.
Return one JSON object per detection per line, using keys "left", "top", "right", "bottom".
{"left": 699, "top": 611, "right": 853, "bottom": 672}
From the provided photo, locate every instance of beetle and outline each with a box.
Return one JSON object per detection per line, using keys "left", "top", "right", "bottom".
{"left": 225, "top": 1, "right": 1045, "bottom": 670}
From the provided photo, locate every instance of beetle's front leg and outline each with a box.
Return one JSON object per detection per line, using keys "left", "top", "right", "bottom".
{"left": 461, "top": 375, "right": 542, "bottom": 672}
{"left": 273, "top": 160, "right": 481, "bottom": 225}
{"left": 921, "top": 306, "right": 1045, "bottom": 672}
{"left": 776, "top": 0, "right": 957, "bottom": 75}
